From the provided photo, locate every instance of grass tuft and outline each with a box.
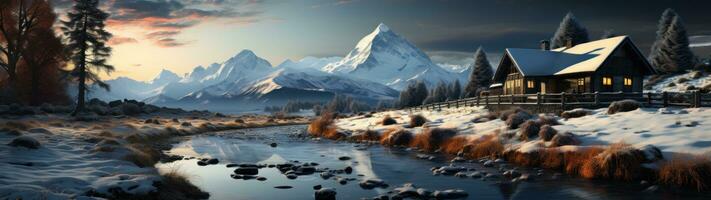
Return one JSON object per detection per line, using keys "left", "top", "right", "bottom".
{"left": 379, "top": 128, "right": 413, "bottom": 146}
{"left": 410, "top": 128, "right": 457, "bottom": 151}
{"left": 380, "top": 115, "right": 397, "bottom": 125}
{"left": 659, "top": 155, "right": 711, "bottom": 191}
{"left": 409, "top": 114, "right": 427, "bottom": 127}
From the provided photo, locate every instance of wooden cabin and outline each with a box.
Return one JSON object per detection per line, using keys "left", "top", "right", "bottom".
{"left": 491, "top": 36, "right": 656, "bottom": 95}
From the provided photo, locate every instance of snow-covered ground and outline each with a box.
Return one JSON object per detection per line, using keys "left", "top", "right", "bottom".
{"left": 334, "top": 106, "right": 711, "bottom": 157}
{"left": 0, "top": 114, "right": 309, "bottom": 199}
{"left": 647, "top": 71, "right": 711, "bottom": 92}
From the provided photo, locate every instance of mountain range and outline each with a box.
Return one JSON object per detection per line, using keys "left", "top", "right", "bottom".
{"left": 89, "top": 23, "right": 471, "bottom": 113}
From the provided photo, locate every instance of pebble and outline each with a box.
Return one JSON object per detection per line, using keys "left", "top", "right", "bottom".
{"left": 315, "top": 188, "right": 337, "bottom": 200}
{"left": 270, "top": 142, "right": 278, "bottom": 147}
{"left": 234, "top": 167, "right": 259, "bottom": 175}
{"left": 313, "top": 185, "right": 322, "bottom": 190}
{"left": 274, "top": 186, "right": 293, "bottom": 189}
{"left": 433, "top": 189, "right": 468, "bottom": 199}
{"left": 256, "top": 176, "right": 267, "bottom": 181}
{"left": 483, "top": 160, "right": 494, "bottom": 167}
{"left": 286, "top": 174, "right": 298, "bottom": 179}
{"left": 344, "top": 166, "right": 353, "bottom": 174}
{"left": 320, "top": 172, "right": 334, "bottom": 179}
{"left": 469, "top": 172, "right": 482, "bottom": 178}
{"left": 454, "top": 172, "right": 468, "bottom": 178}
{"left": 338, "top": 156, "right": 351, "bottom": 161}
{"left": 450, "top": 156, "right": 466, "bottom": 162}
{"left": 503, "top": 169, "right": 521, "bottom": 178}
{"left": 359, "top": 179, "right": 388, "bottom": 189}
{"left": 207, "top": 158, "right": 219, "bottom": 165}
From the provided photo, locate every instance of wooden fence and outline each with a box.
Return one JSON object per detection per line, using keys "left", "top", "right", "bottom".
{"left": 407, "top": 91, "right": 711, "bottom": 112}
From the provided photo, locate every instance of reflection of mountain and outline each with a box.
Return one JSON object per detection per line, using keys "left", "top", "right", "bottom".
{"left": 172, "top": 136, "right": 273, "bottom": 163}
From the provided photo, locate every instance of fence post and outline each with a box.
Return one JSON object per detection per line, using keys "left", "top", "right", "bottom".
{"left": 561, "top": 92, "right": 567, "bottom": 107}
{"left": 498, "top": 95, "right": 502, "bottom": 105}
{"left": 594, "top": 92, "right": 599, "bottom": 106}
{"left": 647, "top": 92, "right": 652, "bottom": 105}
{"left": 476, "top": 96, "right": 480, "bottom": 106}
{"left": 663, "top": 91, "right": 669, "bottom": 107}
{"left": 485, "top": 95, "right": 489, "bottom": 106}
{"left": 536, "top": 92, "right": 541, "bottom": 105}
{"left": 694, "top": 90, "right": 701, "bottom": 108}
{"left": 510, "top": 94, "right": 514, "bottom": 105}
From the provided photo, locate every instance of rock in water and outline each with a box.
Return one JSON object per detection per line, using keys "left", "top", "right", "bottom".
{"left": 433, "top": 189, "right": 468, "bottom": 199}
{"left": 338, "top": 156, "right": 351, "bottom": 161}
{"left": 234, "top": 167, "right": 259, "bottom": 175}
{"left": 315, "top": 188, "right": 337, "bottom": 200}
{"left": 207, "top": 158, "right": 219, "bottom": 165}
{"left": 359, "top": 179, "right": 388, "bottom": 189}
{"left": 8, "top": 136, "right": 40, "bottom": 149}
{"left": 274, "top": 186, "right": 293, "bottom": 189}
{"left": 270, "top": 142, "right": 278, "bottom": 147}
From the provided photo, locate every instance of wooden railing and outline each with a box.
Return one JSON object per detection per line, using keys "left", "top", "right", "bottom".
{"left": 407, "top": 91, "right": 711, "bottom": 111}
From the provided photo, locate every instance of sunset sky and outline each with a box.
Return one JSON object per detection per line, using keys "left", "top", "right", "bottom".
{"left": 51, "top": 0, "right": 711, "bottom": 81}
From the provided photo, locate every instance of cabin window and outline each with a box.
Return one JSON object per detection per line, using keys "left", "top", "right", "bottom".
{"left": 527, "top": 80, "right": 535, "bottom": 89}
{"left": 577, "top": 78, "right": 586, "bottom": 92}
{"left": 602, "top": 76, "right": 613, "bottom": 86}
{"left": 624, "top": 77, "right": 633, "bottom": 87}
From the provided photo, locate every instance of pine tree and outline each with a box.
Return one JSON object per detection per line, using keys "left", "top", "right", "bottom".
{"left": 432, "top": 81, "right": 448, "bottom": 103}
{"left": 550, "top": 12, "right": 590, "bottom": 49}
{"left": 649, "top": 8, "right": 677, "bottom": 71}
{"left": 464, "top": 47, "right": 493, "bottom": 98}
{"left": 656, "top": 16, "right": 695, "bottom": 73}
{"left": 448, "top": 80, "right": 461, "bottom": 100}
{"left": 62, "top": 0, "right": 113, "bottom": 115}
{"left": 413, "top": 81, "right": 428, "bottom": 106}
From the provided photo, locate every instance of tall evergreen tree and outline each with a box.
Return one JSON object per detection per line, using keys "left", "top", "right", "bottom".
{"left": 62, "top": 0, "right": 113, "bottom": 115}
{"left": 649, "top": 8, "right": 677, "bottom": 71}
{"left": 448, "top": 79, "right": 461, "bottom": 100}
{"left": 464, "top": 47, "right": 493, "bottom": 98}
{"left": 413, "top": 81, "right": 428, "bottom": 106}
{"left": 550, "top": 12, "right": 590, "bottom": 48}
{"left": 656, "top": 16, "right": 695, "bottom": 73}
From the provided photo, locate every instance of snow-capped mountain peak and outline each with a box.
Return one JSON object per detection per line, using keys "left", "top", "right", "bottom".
{"left": 151, "top": 69, "right": 181, "bottom": 85}
{"left": 322, "top": 23, "right": 454, "bottom": 89}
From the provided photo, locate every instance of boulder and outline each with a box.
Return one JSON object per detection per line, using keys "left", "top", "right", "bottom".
{"left": 314, "top": 188, "right": 337, "bottom": 200}
{"left": 233, "top": 167, "right": 259, "bottom": 175}
{"left": 8, "top": 136, "right": 40, "bottom": 149}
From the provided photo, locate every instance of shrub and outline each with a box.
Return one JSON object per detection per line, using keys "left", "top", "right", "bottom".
{"left": 410, "top": 128, "right": 457, "bottom": 151}
{"left": 157, "top": 170, "right": 210, "bottom": 200}
{"left": 691, "top": 71, "right": 703, "bottom": 79}
{"left": 380, "top": 115, "right": 397, "bottom": 125}
{"left": 441, "top": 136, "right": 470, "bottom": 155}
{"left": 537, "top": 115, "right": 560, "bottom": 126}
{"left": 506, "top": 111, "right": 532, "bottom": 129}
{"left": 124, "top": 145, "right": 160, "bottom": 167}
{"left": 677, "top": 77, "right": 690, "bottom": 83}
{"left": 518, "top": 120, "right": 540, "bottom": 141}
{"left": 121, "top": 103, "right": 142, "bottom": 116}
{"left": 561, "top": 109, "right": 590, "bottom": 119}
{"left": 550, "top": 132, "right": 580, "bottom": 147}
{"left": 307, "top": 112, "right": 345, "bottom": 140}
{"left": 499, "top": 107, "right": 524, "bottom": 121}
{"left": 466, "top": 135, "right": 504, "bottom": 159}
{"left": 667, "top": 82, "right": 676, "bottom": 87}
{"left": 350, "top": 129, "right": 380, "bottom": 141}
{"left": 538, "top": 125, "right": 557, "bottom": 141}
{"left": 580, "top": 143, "right": 646, "bottom": 181}
{"left": 607, "top": 100, "right": 640, "bottom": 114}
{"left": 409, "top": 114, "right": 427, "bottom": 127}
{"left": 659, "top": 155, "right": 711, "bottom": 191}
{"left": 380, "top": 128, "right": 412, "bottom": 146}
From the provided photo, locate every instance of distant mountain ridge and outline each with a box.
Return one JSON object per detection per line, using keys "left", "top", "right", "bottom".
{"left": 89, "top": 23, "right": 470, "bottom": 113}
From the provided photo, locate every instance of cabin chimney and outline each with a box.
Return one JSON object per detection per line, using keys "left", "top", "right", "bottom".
{"left": 540, "top": 40, "right": 550, "bottom": 50}
{"left": 566, "top": 37, "right": 573, "bottom": 48}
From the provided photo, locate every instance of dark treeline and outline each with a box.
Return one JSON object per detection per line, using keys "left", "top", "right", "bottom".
{"left": 264, "top": 101, "right": 323, "bottom": 113}
{"left": 0, "top": 0, "right": 113, "bottom": 116}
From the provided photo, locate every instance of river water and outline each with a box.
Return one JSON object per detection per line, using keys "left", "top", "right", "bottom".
{"left": 155, "top": 125, "right": 710, "bottom": 200}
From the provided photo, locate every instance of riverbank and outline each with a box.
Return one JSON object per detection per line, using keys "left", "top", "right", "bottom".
{"left": 309, "top": 105, "right": 711, "bottom": 192}
{"left": 0, "top": 105, "right": 309, "bottom": 199}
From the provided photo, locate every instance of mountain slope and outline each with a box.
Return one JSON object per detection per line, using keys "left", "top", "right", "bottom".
{"left": 323, "top": 23, "right": 456, "bottom": 89}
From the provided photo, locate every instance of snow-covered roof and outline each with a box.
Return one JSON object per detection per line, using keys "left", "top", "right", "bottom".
{"left": 500, "top": 36, "right": 650, "bottom": 77}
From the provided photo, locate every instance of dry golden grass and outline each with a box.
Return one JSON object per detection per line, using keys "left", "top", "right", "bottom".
{"left": 441, "top": 136, "right": 470, "bottom": 155}
{"left": 466, "top": 135, "right": 505, "bottom": 159}
{"left": 379, "top": 128, "right": 412, "bottom": 146}
{"left": 307, "top": 112, "right": 345, "bottom": 140}
{"left": 380, "top": 115, "right": 397, "bottom": 125}
{"left": 2, "top": 121, "right": 31, "bottom": 131}
{"left": 123, "top": 144, "right": 160, "bottom": 168}
{"left": 157, "top": 169, "right": 210, "bottom": 200}
{"left": 579, "top": 143, "right": 646, "bottom": 180}
{"left": 410, "top": 128, "right": 457, "bottom": 151}
{"left": 659, "top": 155, "right": 711, "bottom": 191}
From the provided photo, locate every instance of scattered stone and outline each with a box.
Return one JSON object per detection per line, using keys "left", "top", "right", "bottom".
{"left": 336, "top": 177, "right": 348, "bottom": 185}
{"left": 7, "top": 136, "right": 40, "bottom": 149}
{"left": 344, "top": 166, "right": 353, "bottom": 174}
{"left": 314, "top": 188, "right": 337, "bottom": 200}
{"left": 320, "top": 172, "right": 334, "bottom": 179}
{"left": 257, "top": 176, "right": 267, "bottom": 181}
{"left": 181, "top": 122, "right": 192, "bottom": 127}
{"left": 207, "top": 158, "right": 219, "bottom": 165}
{"left": 483, "top": 160, "right": 494, "bottom": 167}
{"left": 234, "top": 167, "right": 259, "bottom": 175}
{"left": 359, "top": 179, "right": 388, "bottom": 189}
{"left": 270, "top": 142, "right": 278, "bottom": 147}
{"left": 274, "top": 186, "right": 293, "bottom": 189}
{"left": 338, "top": 156, "right": 351, "bottom": 161}
{"left": 432, "top": 166, "right": 464, "bottom": 176}
{"left": 644, "top": 185, "right": 659, "bottom": 193}
{"left": 503, "top": 169, "right": 521, "bottom": 178}
{"left": 450, "top": 156, "right": 466, "bottom": 163}
{"left": 433, "top": 189, "right": 468, "bottom": 199}
{"left": 27, "top": 128, "right": 52, "bottom": 135}
{"left": 286, "top": 174, "right": 298, "bottom": 179}
{"left": 454, "top": 172, "right": 468, "bottom": 178}
{"left": 313, "top": 185, "right": 322, "bottom": 190}
{"left": 226, "top": 163, "right": 239, "bottom": 168}
{"left": 469, "top": 172, "right": 482, "bottom": 178}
